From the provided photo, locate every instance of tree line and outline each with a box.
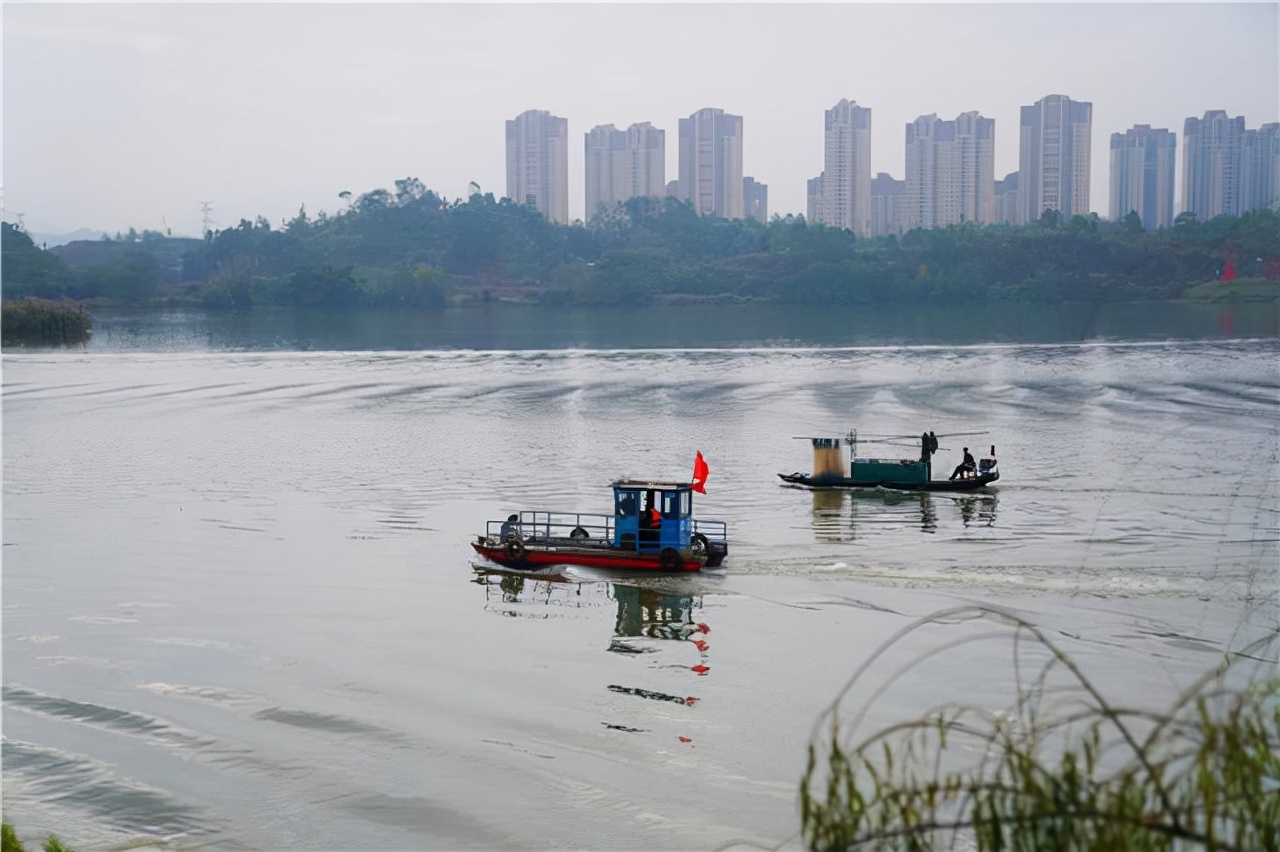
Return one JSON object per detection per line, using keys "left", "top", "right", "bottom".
{"left": 3, "top": 180, "right": 1278, "bottom": 310}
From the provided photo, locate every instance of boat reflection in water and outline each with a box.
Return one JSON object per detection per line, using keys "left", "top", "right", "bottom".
{"left": 612, "top": 583, "right": 702, "bottom": 647}
{"left": 472, "top": 569, "right": 706, "bottom": 647}
{"left": 808, "top": 488, "right": 999, "bottom": 542}
{"left": 472, "top": 569, "right": 712, "bottom": 707}
{"left": 956, "top": 493, "right": 999, "bottom": 528}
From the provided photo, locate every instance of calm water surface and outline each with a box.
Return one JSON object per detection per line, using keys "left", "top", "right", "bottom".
{"left": 81, "top": 301, "right": 1280, "bottom": 351}
{"left": 3, "top": 339, "right": 1278, "bottom": 850}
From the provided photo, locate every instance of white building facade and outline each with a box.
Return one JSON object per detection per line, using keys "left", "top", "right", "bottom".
{"left": 903, "top": 111, "right": 995, "bottom": 230}
{"left": 677, "top": 107, "right": 744, "bottom": 219}
{"left": 1240, "top": 123, "right": 1280, "bottom": 214}
{"left": 818, "top": 99, "right": 872, "bottom": 236}
{"left": 1018, "top": 94, "right": 1092, "bottom": 223}
{"left": 1108, "top": 124, "right": 1176, "bottom": 229}
{"left": 584, "top": 122, "right": 665, "bottom": 223}
{"left": 506, "top": 109, "right": 569, "bottom": 225}
{"left": 1184, "top": 112, "right": 1280, "bottom": 218}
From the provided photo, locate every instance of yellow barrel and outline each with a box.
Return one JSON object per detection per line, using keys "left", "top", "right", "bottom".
{"left": 811, "top": 437, "right": 844, "bottom": 477}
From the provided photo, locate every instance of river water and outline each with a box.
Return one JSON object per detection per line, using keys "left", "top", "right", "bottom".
{"left": 3, "top": 321, "right": 1278, "bottom": 849}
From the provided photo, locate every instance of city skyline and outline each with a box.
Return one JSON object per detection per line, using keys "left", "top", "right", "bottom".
{"left": 4, "top": 3, "right": 1276, "bottom": 237}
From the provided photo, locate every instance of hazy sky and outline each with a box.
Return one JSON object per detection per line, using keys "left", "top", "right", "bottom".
{"left": 4, "top": 1, "right": 1277, "bottom": 237}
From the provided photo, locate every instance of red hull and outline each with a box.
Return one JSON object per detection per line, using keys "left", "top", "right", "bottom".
{"left": 471, "top": 541, "right": 703, "bottom": 572}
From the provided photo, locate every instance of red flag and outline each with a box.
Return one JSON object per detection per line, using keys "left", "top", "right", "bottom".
{"left": 691, "top": 451, "right": 709, "bottom": 494}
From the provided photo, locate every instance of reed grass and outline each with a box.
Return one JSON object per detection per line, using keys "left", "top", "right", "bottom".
{"left": 1, "top": 298, "right": 92, "bottom": 347}
{"left": 800, "top": 606, "right": 1278, "bottom": 851}
{"left": 1, "top": 823, "right": 73, "bottom": 852}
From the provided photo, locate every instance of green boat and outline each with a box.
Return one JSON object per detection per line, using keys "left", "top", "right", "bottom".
{"left": 778, "top": 430, "right": 1000, "bottom": 492}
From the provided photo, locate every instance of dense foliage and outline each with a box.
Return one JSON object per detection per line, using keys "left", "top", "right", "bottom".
{"left": 2, "top": 222, "right": 162, "bottom": 301}
{"left": 4, "top": 183, "right": 1278, "bottom": 310}
{"left": 1, "top": 297, "right": 93, "bottom": 347}
{"left": 800, "top": 608, "right": 1279, "bottom": 852}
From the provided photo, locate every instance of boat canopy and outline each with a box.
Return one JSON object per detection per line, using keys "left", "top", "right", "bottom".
{"left": 611, "top": 480, "right": 694, "bottom": 552}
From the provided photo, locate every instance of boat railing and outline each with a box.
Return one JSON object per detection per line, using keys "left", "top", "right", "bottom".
{"left": 485, "top": 511, "right": 615, "bottom": 545}
{"left": 485, "top": 511, "right": 728, "bottom": 548}
{"left": 691, "top": 518, "right": 727, "bottom": 543}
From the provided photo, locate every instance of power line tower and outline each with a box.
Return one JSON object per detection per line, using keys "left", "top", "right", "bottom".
{"left": 199, "top": 201, "right": 214, "bottom": 236}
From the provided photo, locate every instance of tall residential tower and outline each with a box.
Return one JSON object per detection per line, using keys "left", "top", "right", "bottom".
{"left": 743, "top": 177, "right": 768, "bottom": 222}
{"left": 584, "top": 122, "right": 665, "bottom": 223}
{"left": 1240, "top": 123, "right": 1280, "bottom": 214}
{"left": 903, "top": 111, "right": 995, "bottom": 230}
{"left": 1109, "top": 124, "right": 1176, "bottom": 229}
{"left": 1018, "top": 94, "right": 1092, "bottom": 223}
{"left": 1183, "top": 112, "right": 1280, "bottom": 218}
{"left": 818, "top": 99, "right": 872, "bottom": 236}
{"left": 505, "top": 109, "right": 569, "bottom": 225}
{"left": 677, "top": 107, "right": 744, "bottom": 219}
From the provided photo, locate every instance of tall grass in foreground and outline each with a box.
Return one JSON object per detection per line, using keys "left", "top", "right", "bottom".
{"left": 800, "top": 606, "right": 1279, "bottom": 851}
{"left": 1, "top": 298, "right": 92, "bottom": 347}
{"left": 1, "top": 823, "right": 72, "bottom": 852}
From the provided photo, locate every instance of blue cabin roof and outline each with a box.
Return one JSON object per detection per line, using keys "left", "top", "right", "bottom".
{"left": 610, "top": 480, "right": 694, "bottom": 551}
{"left": 611, "top": 479, "right": 692, "bottom": 491}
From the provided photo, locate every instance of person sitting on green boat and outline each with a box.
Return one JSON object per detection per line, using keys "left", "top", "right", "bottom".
{"left": 949, "top": 447, "right": 977, "bottom": 480}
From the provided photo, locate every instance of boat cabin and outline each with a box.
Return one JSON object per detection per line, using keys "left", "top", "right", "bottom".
{"left": 611, "top": 479, "right": 693, "bottom": 553}
{"left": 809, "top": 436, "right": 929, "bottom": 485}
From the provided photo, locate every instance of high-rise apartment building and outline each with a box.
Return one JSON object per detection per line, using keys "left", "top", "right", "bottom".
{"left": 1182, "top": 111, "right": 1245, "bottom": 219}
{"left": 995, "top": 172, "right": 1019, "bottom": 224}
{"left": 807, "top": 174, "right": 824, "bottom": 223}
{"left": 506, "top": 109, "right": 569, "bottom": 224}
{"left": 1186, "top": 112, "right": 1280, "bottom": 218}
{"left": 903, "top": 111, "right": 995, "bottom": 230}
{"left": 818, "top": 99, "right": 872, "bottom": 236}
{"left": 584, "top": 122, "right": 665, "bottom": 223}
{"left": 677, "top": 107, "right": 744, "bottom": 219}
{"left": 956, "top": 111, "right": 997, "bottom": 225}
{"left": 870, "top": 173, "right": 905, "bottom": 237}
{"left": 1018, "top": 94, "right": 1092, "bottom": 223}
{"left": 1108, "top": 125, "right": 1176, "bottom": 230}
{"left": 1240, "top": 123, "right": 1280, "bottom": 214}
{"left": 743, "top": 177, "right": 768, "bottom": 222}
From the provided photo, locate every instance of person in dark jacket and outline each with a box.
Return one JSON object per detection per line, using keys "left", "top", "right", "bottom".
{"left": 921, "top": 430, "right": 940, "bottom": 477}
{"left": 949, "top": 447, "right": 977, "bottom": 480}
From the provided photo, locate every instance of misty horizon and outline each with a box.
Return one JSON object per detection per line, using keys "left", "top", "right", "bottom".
{"left": 4, "top": 2, "right": 1276, "bottom": 237}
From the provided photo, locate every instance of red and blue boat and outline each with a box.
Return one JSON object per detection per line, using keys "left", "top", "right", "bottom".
{"left": 472, "top": 477, "right": 728, "bottom": 573}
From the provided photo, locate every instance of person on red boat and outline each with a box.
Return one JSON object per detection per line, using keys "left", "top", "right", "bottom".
{"left": 644, "top": 493, "right": 661, "bottom": 529}
{"left": 641, "top": 493, "right": 662, "bottom": 543}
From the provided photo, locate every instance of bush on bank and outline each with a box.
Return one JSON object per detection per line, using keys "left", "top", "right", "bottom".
{"left": 1, "top": 298, "right": 92, "bottom": 347}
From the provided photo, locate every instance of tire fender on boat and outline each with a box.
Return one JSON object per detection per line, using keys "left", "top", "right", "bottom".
{"left": 570, "top": 526, "right": 589, "bottom": 540}
{"left": 659, "top": 547, "right": 682, "bottom": 572}
{"left": 691, "top": 532, "right": 709, "bottom": 553}
{"left": 505, "top": 538, "right": 526, "bottom": 563}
